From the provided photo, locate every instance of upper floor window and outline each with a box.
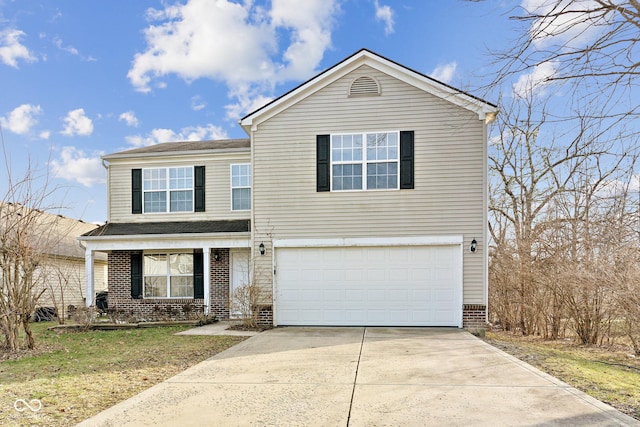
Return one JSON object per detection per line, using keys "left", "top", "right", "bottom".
{"left": 331, "top": 132, "right": 399, "bottom": 191}
{"left": 231, "top": 164, "right": 251, "bottom": 211}
{"left": 143, "top": 167, "right": 193, "bottom": 213}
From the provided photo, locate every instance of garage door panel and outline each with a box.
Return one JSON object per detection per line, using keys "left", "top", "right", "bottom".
{"left": 389, "top": 289, "right": 408, "bottom": 302}
{"left": 412, "top": 289, "right": 431, "bottom": 302}
{"left": 275, "top": 245, "right": 462, "bottom": 326}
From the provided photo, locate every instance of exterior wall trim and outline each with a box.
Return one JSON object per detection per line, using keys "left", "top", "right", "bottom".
{"left": 272, "top": 235, "right": 464, "bottom": 248}
{"left": 82, "top": 235, "right": 250, "bottom": 252}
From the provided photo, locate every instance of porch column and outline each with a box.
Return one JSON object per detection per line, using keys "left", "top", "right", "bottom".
{"left": 203, "top": 247, "right": 211, "bottom": 315}
{"left": 85, "top": 249, "right": 95, "bottom": 307}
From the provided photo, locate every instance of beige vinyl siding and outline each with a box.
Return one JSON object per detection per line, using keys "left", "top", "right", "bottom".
{"left": 107, "top": 152, "right": 251, "bottom": 223}
{"left": 252, "top": 65, "right": 487, "bottom": 304}
{"left": 35, "top": 257, "right": 107, "bottom": 309}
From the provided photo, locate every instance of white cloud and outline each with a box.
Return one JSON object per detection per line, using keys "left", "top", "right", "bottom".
{"left": 191, "top": 95, "right": 206, "bottom": 111}
{"left": 50, "top": 146, "right": 106, "bottom": 187}
{"left": 269, "top": 0, "right": 338, "bottom": 81}
{"left": 119, "top": 111, "right": 139, "bottom": 127}
{"left": 225, "top": 83, "right": 273, "bottom": 121}
{"left": 128, "top": 0, "right": 338, "bottom": 116}
{"left": 125, "top": 124, "right": 228, "bottom": 147}
{"left": 522, "top": 0, "right": 604, "bottom": 49}
{"left": 0, "top": 104, "right": 42, "bottom": 135}
{"left": 53, "top": 36, "right": 97, "bottom": 62}
{"left": 430, "top": 62, "right": 457, "bottom": 84}
{"left": 61, "top": 108, "right": 94, "bottom": 136}
{"left": 595, "top": 175, "right": 640, "bottom": 198}
{"left": 513, "top": 61, "right": 557, "bottom": 98}
{"left": 374, "top": 0, "right": 394, "bottom": 35}
{"left": 0, "top": 28, "right": 37, "bottom": 68}
{"left": 39, "top": 130, "right": 51, "bottom": 140}
{"left": 53, "top": 37, "right": 79, "bottom": 56}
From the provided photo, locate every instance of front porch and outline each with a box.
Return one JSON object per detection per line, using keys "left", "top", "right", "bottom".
{"left": 79, "top": 220, "right": 251, "bottom": 321}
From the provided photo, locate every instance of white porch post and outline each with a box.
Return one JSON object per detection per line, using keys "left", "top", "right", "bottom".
{"left": 203, "top": 247, "right": 211, "bottom": 315}
{"left": 85, "top": 250, "right": 95, "bottom": 307}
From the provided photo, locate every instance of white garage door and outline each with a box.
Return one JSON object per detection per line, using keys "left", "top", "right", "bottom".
{"left": 274, "top": 245, "right": 462, "bottom": 326}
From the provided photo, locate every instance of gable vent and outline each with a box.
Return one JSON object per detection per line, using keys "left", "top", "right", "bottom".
{"left": 349, "top": 76, "right": 381, "bottom": 97}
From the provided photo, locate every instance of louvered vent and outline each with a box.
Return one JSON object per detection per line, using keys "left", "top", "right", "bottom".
{"left": 349, "top": 76, "right": 380, "bottom": 97}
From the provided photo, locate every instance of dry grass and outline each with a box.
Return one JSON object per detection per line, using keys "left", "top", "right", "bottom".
{"left": 1, "top": 322, "right": 247, "bottom": 426}
{"left": 485, "top": 331, "right": 640, "bottom": 420}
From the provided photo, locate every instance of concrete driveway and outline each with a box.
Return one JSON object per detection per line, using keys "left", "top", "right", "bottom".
{"left": 78, "top": 327, "right": 638, "bottom": 426}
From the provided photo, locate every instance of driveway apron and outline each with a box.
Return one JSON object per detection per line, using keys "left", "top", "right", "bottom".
{"left": 78, "top": 327, "right": 639, "bottom": 427}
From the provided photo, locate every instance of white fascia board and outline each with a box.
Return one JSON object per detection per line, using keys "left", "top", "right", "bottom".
{"left": 240, "top": 50, "right": 497, "bottom": 131}
{"left": 368, "top": 57, "right": 498, "bottom": 120}
{"left": 272, "top": 235, "right": 464, "bottom": 248}
{"left": 240, "top": 53, "right": 368, "bottom": 132}
{"left": 81, "top": 233, "right": 250, "bottom": 252}
{"left": 103, "top": 148, "right": 250, "bottom": 164}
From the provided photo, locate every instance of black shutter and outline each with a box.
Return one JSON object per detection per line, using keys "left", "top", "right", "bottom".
{"left": 317, "top": 134, "right": 330, "bottom": 192}
{"left": 132, "top": 169, "right": 142, "bottom": 214}
{"left": 193, "top": 250, "right": 204, "bottom": 299}
{"left": 131, "top": 252, "right": 143, "bottom": 299}
{"left": 194, "top": 166, "right": 205, "bottom": 212}
{"left": 400, "top": 131, "right": 414, "bottom": 189}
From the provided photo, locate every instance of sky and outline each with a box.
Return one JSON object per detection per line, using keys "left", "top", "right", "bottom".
{"left": 0, "top": 0, "right": 530, "bottom": 223}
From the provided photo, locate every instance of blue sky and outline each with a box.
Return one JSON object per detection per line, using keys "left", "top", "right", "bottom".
{"left": 0, "top": 0, "right": 515, "bottom": 223}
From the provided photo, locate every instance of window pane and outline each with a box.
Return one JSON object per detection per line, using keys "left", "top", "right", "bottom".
{"left": 232, "top": 188, "right": 251, "bottom": 210}
{"left": 143, "top": 168, "right": 166, "bottom": 191}
{"left": 169, "top": 253, "right": 193, "bottom": 275}
{"left": 366, "top": 133, "right": 398, "bottom": 161}
{"left": 333, "top": 164, "right": 362, "bottom": 190}
{"left": 332, "top": 135, "right": 362, "bottom": 163}
{"left": 231, "top": 164, "right": 251, "bottom": 188}
{"left": 367, "top": 162, "right": 397, "bottom": 189}
{"left": 169, "top": 167, "right": 192, "bottom": 190}
{"left": 170, "top": 190, "right": 193, "bottom": 212}
{"left": 144, "top": 276, "right": 167, "bottom": 298}
{"left": 144, "top": 192, "right": 166, "bottom": 212}
{"left": 170, "top": 276, "right": 194, "bottom": 298}
{"left": 144, "top": 254, "right": 167, "bottom": 275}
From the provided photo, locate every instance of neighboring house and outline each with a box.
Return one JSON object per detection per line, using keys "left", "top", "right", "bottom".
{"left": 0, "top": 203, "right": 107, "bottom": 314}
{"left": 80, "top": 49, "right": 497, "bottom": 328}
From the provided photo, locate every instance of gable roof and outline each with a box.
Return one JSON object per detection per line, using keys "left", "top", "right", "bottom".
{"left": 0, "top": 202, "right": 103, "bottom": 259}
{"left": 103, "top": 138, "right": 250, "bottom": 160}
{"left": 240, "top": 48, "right": 498, "bottom": 133}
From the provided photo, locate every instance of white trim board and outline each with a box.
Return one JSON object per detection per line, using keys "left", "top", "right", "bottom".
{"left": 272, "top": 235, "right": 464, "bottom": 248}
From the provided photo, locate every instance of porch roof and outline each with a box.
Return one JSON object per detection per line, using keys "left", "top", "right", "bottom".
{"left": 82, "top": 220, "right": 251, "bottom": 237}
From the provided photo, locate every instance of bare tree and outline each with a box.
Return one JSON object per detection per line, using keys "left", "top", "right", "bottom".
{"left": 486, "top": 1, "right": 640, "bottom": 137}
{"left": 0, "top": 133, "right": 65, "bottom": 352}
{"left": 487, "top": 91, "right": 626, "bottom": 337}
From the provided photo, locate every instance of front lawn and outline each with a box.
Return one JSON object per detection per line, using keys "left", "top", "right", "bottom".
{"left": 485, "top": 331, "right": 640, "bottom": 420}
{"left": 1, "top": 322, "right": 247, "bottom": 426}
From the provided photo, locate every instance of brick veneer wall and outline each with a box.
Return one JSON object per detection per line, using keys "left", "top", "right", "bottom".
{"left": 210, "top": 249, "right": 230, "bottom": 320}
{"left": 462, "top": 304, "right": 487, "bottom": 330}
{"left": 256, "top": 305, "right": 273, "bottom": 327}
{"left": 107, "top": 250, "right": 231, "bottom": 321}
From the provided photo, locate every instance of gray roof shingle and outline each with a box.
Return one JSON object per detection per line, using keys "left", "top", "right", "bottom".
{"left": 104, "top": 138, "right": 250, "bottom": 158}
{"left": 82, "top": 220, "right": 250, "bottom": 237}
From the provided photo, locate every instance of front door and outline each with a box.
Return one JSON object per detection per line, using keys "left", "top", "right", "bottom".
{"left": 230, "top": 250, "right": 251, "bottom": 319}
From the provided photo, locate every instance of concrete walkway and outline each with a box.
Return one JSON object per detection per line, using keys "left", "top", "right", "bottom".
{"left": 78, "top": 327, "right": 639, "bottom": 426}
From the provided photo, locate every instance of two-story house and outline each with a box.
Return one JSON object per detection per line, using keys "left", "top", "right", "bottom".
{"left": 80, "top": 49, "right": 497, "bottom": 328}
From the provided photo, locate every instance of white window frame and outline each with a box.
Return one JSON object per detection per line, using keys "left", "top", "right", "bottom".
{"left": 330, "top": 131, "right": 400, "bottom": 191}
{"left": 230, "top": 163, "right": 252, "bottom": 211}
{"left": 143, "top": 251, "right": 194, "bottom": 299}
{"left": 142, "top": 166, "right": 194, "bottom": 214}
